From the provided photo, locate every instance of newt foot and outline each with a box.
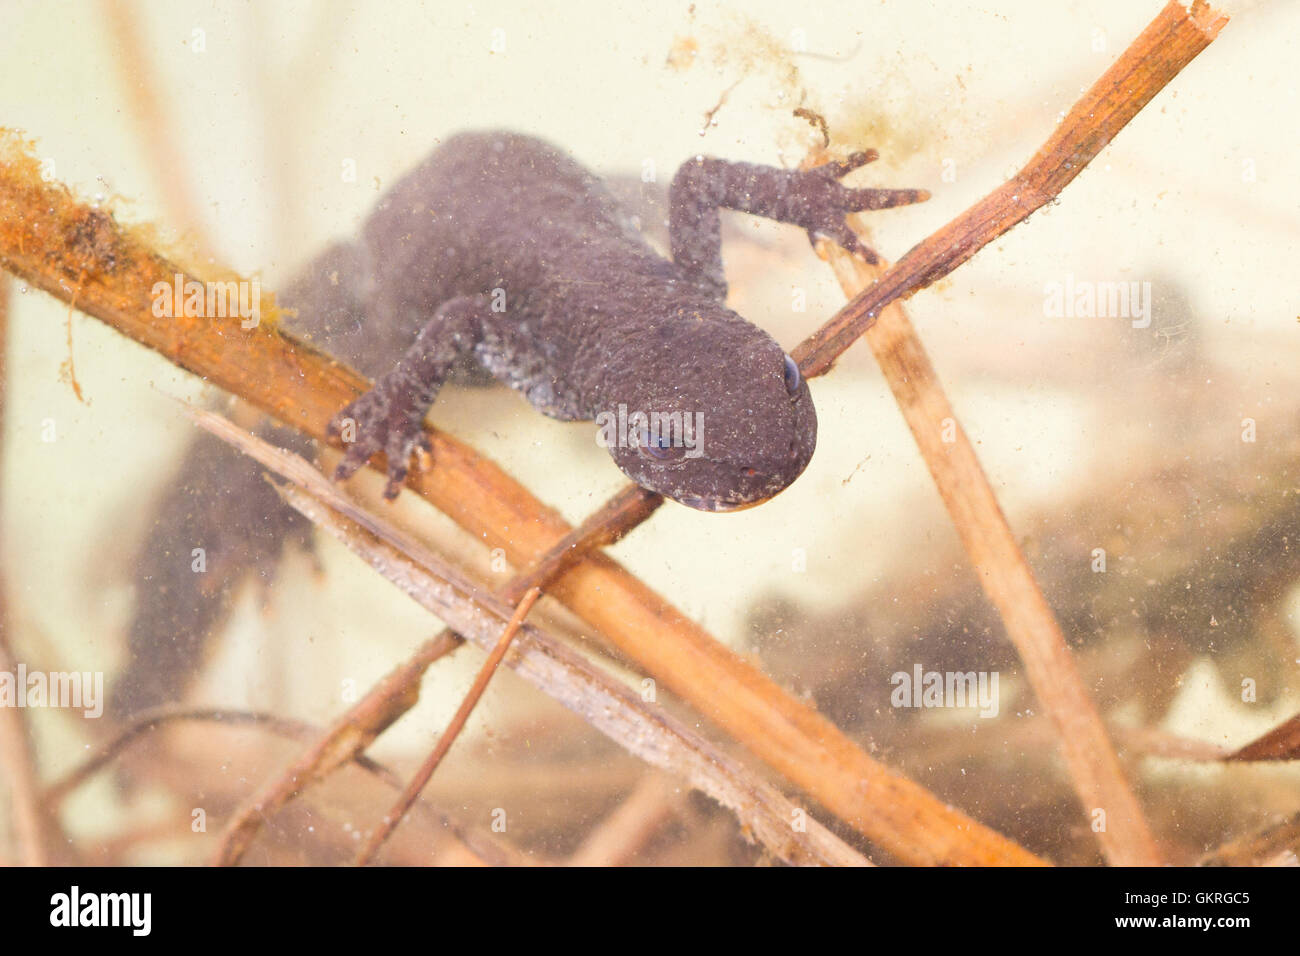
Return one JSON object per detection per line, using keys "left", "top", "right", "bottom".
{"left": 328, "top": 382, "right": 433, "bottom": 499}
{"left": 802, "top": 150, "right": 930, "bottom": 264}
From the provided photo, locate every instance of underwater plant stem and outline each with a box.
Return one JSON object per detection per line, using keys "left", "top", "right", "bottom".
{"left": 354, "top": 587, "right": 542, "bottom": 866}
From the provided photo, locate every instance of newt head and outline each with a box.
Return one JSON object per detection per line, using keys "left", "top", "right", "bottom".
{"left": 595, "top": 308, "right": 817, "bottom": 512}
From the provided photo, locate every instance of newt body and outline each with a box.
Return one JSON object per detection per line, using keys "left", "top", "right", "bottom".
{"left": 318, "top": 130, "right": 927, "bottom": 510}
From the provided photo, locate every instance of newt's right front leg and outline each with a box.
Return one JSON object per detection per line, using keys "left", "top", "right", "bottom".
{"left": 329, "top": 293, "right": 491, "bottom": 498}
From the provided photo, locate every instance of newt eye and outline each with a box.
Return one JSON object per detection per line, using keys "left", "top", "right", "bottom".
{"left": 637, "top": 428, "right": 685, "bottom": 462}
{"left": 782, "top": 354, "right": 801, "bottom": 396}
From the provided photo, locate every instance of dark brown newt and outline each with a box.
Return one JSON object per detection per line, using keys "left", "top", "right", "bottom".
{"left": 110, "top": 130, "right": 926, "bottom": 716}
{"left": 317, "top": 130, "right": 928, "bottom": 510}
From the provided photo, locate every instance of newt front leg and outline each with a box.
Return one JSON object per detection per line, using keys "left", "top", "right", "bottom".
{"left": 329, "top": 293, "right": 492, "bottom": 498}
{"left": 669, "top": 150, "right": 929, "bottom": 298}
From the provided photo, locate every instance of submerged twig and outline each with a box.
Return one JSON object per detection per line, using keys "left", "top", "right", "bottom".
{"left": 279, "top": 480, "right": 871, "bottom": 866}
{"left": 354, "top": 587, "right": 542, "bottom": 866}
{"left": 505, "top": 483, "right": 663, "bottom": 601}
{"left": 208, "top": 631, "right": 463, "bottom": 867}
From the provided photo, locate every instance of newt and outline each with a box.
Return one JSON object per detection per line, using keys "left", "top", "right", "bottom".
{"left": 317, "top": 130, "right": 928, "bottom": 510}
{"left": 110, "top": 129, "right": 926, "bottom": 714}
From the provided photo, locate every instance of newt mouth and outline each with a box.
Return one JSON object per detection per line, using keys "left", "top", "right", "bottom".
{"left": 676, "top": 494, "right": 766, "bottom": 513}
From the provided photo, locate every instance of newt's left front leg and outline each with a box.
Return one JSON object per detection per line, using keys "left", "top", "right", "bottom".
{"left": 668, "top": 150, "right": 929, "bottom": 298}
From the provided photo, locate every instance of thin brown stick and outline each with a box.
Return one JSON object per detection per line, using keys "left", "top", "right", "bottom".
{"left": 1114, "top": 726, "right": 1229, "bottom": 764}
{"left": 793, "top": 0, "right": 1229, "bottom": 376}
{"left": 503, "top": 483, "right": 662, "bottom": 602}
{"left": 355, "top": 587, "right": 542, "bottom": 865}
{"left": 47, "top": 707, "right": 316, "bottom": 806}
